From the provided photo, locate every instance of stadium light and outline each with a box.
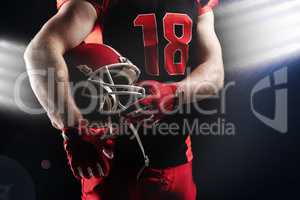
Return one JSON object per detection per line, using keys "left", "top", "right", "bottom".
{"left": 215, "top": 0, "right": 300, "bottom": 69}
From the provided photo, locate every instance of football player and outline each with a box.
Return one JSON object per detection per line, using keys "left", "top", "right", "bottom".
{"left": 24, "top": 0, "right": 224, "bottom": 199}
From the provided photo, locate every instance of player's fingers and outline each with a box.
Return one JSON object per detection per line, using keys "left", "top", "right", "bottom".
{"left": 80, "top": 167, "right": 91, "bottom": 179}
{"left": 77, "top": 167, "right": 84, "bottom": 179}
{"left": 96, "top": 163, "right": 105, "bottom": 177}
{"left": 87, "top": 167, "right": 94, "bottom": 178}
{"left": 89, "top": 165, "right": 101, "bottom": 178}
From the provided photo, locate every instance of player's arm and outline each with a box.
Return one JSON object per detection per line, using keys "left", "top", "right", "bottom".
{"left": 24, "top": 1, "right": 98, "bottom": 129}
{"left": 177, "top": 10, "right": 224, "bottom": 104}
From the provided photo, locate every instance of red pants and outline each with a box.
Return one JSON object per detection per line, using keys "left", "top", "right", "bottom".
{"left": 81, "top": 161, "right": 196, "bottom": 200}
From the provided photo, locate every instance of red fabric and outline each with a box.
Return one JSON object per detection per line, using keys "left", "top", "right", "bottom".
{"left": 81, "top": 161, "right": 196, "bottom": 200}
{"left": 197, "top": 0, "right": 219, "bottom": 15}
{"left": 56, "top": 0, "right": 101, "bottom": 15}
{"left": 85, "top": 25, "right": 103, "bottom": 44}
{"left": 185, "top": 136, "right": 193, "bottom": 162}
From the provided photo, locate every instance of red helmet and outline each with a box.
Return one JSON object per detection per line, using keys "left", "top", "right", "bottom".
{"left": 64, "top": 43, "right": 145, "bottom": 115}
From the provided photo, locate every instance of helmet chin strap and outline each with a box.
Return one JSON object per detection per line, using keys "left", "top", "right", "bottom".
{"left": 129, "top": 123, "right": 150, "bottom": 181}
{"left": 102, "top": 66, "right": 150, "bottom": 180}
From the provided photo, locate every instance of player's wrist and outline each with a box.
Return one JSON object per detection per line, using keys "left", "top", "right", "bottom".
{"left": 62, "top": 111, "right": 83, "bottom": 128}
{"left": 47, "top": 105, "right": 83, "bottom": 128}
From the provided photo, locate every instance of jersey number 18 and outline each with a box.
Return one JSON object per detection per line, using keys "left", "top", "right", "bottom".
{"left": 134, "top": 13, "right": 192, "bottom": 76}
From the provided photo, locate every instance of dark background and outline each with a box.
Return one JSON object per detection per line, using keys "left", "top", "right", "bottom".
{"left": 0, "top": 1, "right": 300, "bottom": 200}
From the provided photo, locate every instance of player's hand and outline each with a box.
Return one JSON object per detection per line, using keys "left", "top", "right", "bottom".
{"left": 122, "top": 80, "right": 178, "bottom": 124}
{"left": 62, "top": 126, "right": 115, "bottom": 179}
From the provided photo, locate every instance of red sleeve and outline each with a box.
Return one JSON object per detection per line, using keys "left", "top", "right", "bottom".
{"left": 196, "top": 0, "right": 219, "bottom": 15}
{"left": 56, "top": 0, "right": 104, "bottom": 16}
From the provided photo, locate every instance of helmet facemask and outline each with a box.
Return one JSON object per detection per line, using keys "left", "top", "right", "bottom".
{"left": 77, "top": 57, "right": 145, "bottom": 115}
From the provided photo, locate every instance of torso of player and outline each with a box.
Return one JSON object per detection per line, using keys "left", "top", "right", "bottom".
{"left": 99, "top": 0, "right": 199, "bottom": 168}
{"left": 102, "top": 0, "right": 199, "bottom": 82}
